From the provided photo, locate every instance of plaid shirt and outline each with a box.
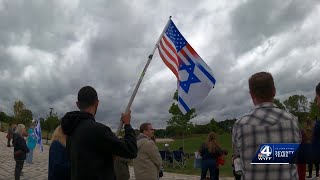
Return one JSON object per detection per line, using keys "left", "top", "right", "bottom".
{"left": 232, "top": 102, "right": 301, "bottom": 180}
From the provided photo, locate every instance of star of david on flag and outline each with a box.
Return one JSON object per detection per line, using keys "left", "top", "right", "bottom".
{"left": 158, "top": 19, "right": 216, "bottom": 114}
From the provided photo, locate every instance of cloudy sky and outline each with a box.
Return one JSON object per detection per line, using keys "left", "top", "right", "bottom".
{"left": 0, "top": 0, "right": 319, "bottom": 129}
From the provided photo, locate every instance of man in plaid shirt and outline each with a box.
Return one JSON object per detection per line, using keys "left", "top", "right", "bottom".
{"left": 232, "top": 72, "right": 301, "bottom": 180}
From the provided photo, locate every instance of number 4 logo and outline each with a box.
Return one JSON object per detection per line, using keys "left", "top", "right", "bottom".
{"left": 260, "top": 145, "right": 272, "bottom": 156}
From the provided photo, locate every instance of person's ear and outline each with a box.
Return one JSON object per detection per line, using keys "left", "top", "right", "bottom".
{"left": 249, "top": 91, "right": 258, "bottom": 105}
{"left": 272, "top": 87, "right": 276, "bottom": 98}
{"left": 249, "top": 91, "right": 255, "bottom": 100}
{"left": 95, "top": 100, "right": 99, "bottom": 108}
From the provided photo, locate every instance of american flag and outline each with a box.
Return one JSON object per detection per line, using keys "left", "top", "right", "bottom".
{"left": 158, "top": 20, "right": 216, "bottom": 114}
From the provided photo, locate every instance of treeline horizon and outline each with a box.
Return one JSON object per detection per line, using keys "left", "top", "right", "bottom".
{"left": 1, "top": 94, "right": 319, "bottom": 137}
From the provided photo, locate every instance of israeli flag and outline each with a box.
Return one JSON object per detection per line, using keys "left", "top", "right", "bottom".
{"left": 33, "top": 116, "right": 43, "bottom": 152}
{"left": 177, "top": 47, "right": 216, "bottom": 114}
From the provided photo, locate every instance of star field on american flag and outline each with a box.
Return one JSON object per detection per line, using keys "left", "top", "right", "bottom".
{"left": 165, "top": 21, "right": 187, "bottom": 52}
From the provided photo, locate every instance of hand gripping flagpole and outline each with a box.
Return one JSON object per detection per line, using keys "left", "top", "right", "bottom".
{"left": 116, "top": 16, "right": 172, "bottom": 136}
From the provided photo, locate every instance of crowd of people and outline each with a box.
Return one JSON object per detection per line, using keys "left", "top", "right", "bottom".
{"left": 3, "top": 72, "right": 320, "bottom": 180}
{"left": 6, "top": 121, "right": 37, "bottom": 180}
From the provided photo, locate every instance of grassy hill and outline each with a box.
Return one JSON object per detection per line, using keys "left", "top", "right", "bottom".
{"left": 156, "top": 133, "right": 233, "bottom": 177}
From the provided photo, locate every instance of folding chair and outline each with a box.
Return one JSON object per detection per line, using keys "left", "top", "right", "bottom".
{"left": 159, "top": 150, "right": 169, "bottom": 167}
{"left": 172, "top": 150, "right": 187, "bottom": 168}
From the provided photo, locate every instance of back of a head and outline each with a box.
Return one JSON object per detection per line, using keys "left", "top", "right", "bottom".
{"left": 78, "top": 86, "right": 98, "bottom": 110}
{"left": 139, "top": 123, "right": 151, "bottom": 133}
{"left": 15, "top": 124, "right": 25, "bottom": 135}
{"left": 207, "top": 132, "right": 216, "bottom": 143}
{"left": 249, "top": 72, "right": 275, "bottom": 101}
{"left": 206, "top": 132, "right": 218, "bottom": 153}
{"left": 52, "top": 126, "right": 67, "bottom": 147}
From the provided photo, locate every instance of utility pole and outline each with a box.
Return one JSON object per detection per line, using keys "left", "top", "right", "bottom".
{"left": 46, "top": 108, "right": 54, "bottom": 144}
{"left": 49, "top": 108, "right": 53, "bottom": 117}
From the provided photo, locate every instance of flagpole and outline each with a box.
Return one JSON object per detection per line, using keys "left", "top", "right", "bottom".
{"left": 116, "top": 16, "right": 172, "bottom": 136}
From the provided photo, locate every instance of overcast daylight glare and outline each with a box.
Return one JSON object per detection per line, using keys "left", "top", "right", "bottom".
{"left": 0, "top": 0, "right": 320, "bottom": 129}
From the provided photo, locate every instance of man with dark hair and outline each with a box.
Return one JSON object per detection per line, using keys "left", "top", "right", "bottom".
{"left": 133, "top": 123, "right": 162, "bottom": 180}
{"left": 232, "top": 72, "right": 301, "bottom": 180}
{"left": 61, "top": 86, "right": 137, "bottom": 180}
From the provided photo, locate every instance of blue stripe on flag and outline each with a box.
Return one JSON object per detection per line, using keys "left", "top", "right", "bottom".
{"left": 178, "top": 96, "right": 190, "bottom": 112}
{"left": 183, "top": 54, "right": 216, "bottom": 85}
{"left": 34, "top": 116, "right": 43, "bottom": 152}
{"left": 197, "top": 64, "right": 216, "bottom": 85}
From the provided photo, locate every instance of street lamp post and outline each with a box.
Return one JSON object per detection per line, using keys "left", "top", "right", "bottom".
{"left": 46, "top": 108, "right": 54, "bottom": 144}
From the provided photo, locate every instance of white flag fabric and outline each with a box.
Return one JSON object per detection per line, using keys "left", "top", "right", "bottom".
{"left": 32, "top": 116, "right": 43, "bottom": 152}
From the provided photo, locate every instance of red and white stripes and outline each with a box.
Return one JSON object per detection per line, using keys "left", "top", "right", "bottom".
{"left": 158, "top": 34, "right": 180, "bottom": 80}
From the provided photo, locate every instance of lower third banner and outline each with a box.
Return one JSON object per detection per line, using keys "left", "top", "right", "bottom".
{"left": 251, "top": 144, "right": 300, "bottom": 164}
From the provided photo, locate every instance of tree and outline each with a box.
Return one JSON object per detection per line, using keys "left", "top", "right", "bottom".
{"left": 40, "top": 117, "right": 46, "bottom": 130}
{"left": 19, "top": 109, "right": 33, "bottom": 126}
{"left": 154, "top": 129, "right": 167, "bottom": 138}
{"left": 0, "top": 112, "right": 14, "bottom": 123}
{"left": 13, "top": 100, "right": 33, "bottom": 126}
{"left": 45, "top": 115, "right": 60, "bottom": 132}
{"left": 13, "top": 100, "right": 25, "bottom": 117}
{"left": 309, "top": 97, "right": 320, "bottom": 120}
{"left": 192, "top": 124, "right": 211, "bottom": 134}
{"left": 43, "top": 110, "right": 60, "bottom": 132}
{"left": 167, "top": 91, "right": 196, "bottom": 137}
{"left": 43, "top": 111, "right": 60, "bottom": 143}
{"left": 273, "top": 98, "right": 285, "bottom": 110}
{"left": 283, "top": 95, "right": 309, "bottom": 114}
{"left": 209, "top": 118, "right": 221, "bottom": 132}
{"left": 217, "top": 119, "right": 237, "bottom": 133}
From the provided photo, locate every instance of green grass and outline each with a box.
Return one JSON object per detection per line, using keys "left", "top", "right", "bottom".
{"left": 156, "top": 133, "right": 233, "bottom": 177}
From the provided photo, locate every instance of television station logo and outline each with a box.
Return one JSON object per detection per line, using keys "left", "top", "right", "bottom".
{"left": 258, "top": 145, "right": 272, "bottom": 161}
{"left": 252, "top": 143, "right": 299, "bottom": 164}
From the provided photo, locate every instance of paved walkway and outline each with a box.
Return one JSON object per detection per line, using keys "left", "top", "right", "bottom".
{"left": 0, "top": 132, "right": 234, "bottom": 180}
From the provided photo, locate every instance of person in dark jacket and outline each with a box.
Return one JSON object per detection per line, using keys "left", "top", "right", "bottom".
{"left": 13, "top": 124, "right": 29, "bottom": 180}
{"left": 313, "top": 118, "right": 320, "bottom": 177}
{"left": 114, "top": 138, "right": 131, "bottom": 180}
{"left": 114, "top": 156, "right": 131, "bottom": 180}
{"left": 297, "top": 128, "right": 307, "bottom": 180}
{"left": 49, "top": 125, "right": 70, "bottom": 180}
{"left": 303, "top": 118, "right": 317, "bottom": 178}
{"left": 311, "top": 82, "right": 320, "bottom": 177}
{"left": 61, "top": 86, "right": 138, "bottom": 180}
{"left": 6, "top": 123, "right": 13, "bottom": 147}
{"left": 199, "top": 132, "right": 222, "bottom": 180}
